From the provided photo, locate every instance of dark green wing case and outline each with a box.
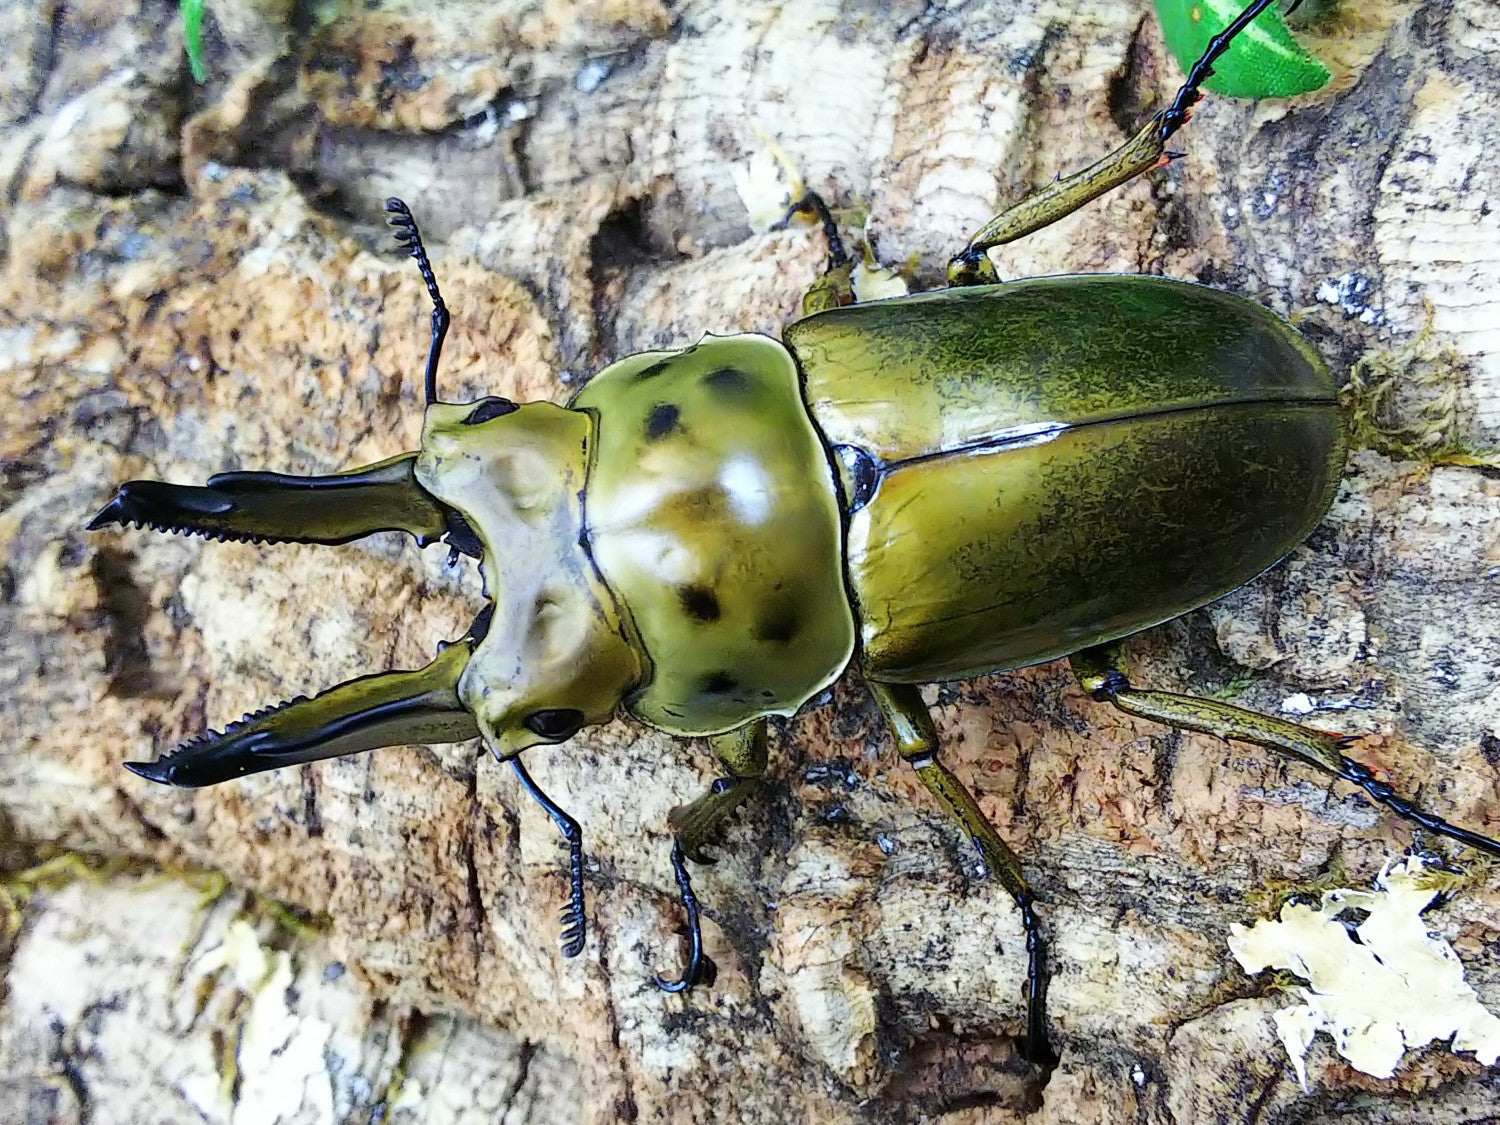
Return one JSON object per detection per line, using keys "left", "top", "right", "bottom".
{"left": 785, "top": 276, "right": 1345, "bottom": 682}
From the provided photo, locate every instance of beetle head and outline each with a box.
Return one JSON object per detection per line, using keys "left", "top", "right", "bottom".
{"left": 90, "top": 393, "right": 644, "bottom": 785}
{"left": 417, "top": 397, "right": 645, "bottom": 758}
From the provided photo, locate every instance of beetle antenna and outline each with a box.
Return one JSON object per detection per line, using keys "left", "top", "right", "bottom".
{"left": 384, "top": 198, "right": 450, "bottom": 407}
{"left": 653, "top": 841, "right": 716, "bottom": 993}
{"left": 1159, "top": 0, "right": 1281, "bottom": 140}
{"left": 509, "top": 754, "right": 588, "bottom": 958}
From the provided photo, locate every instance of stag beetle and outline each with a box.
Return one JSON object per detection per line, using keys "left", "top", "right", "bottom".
{"left": 89, "top": 0, "right": 1500, "bottom": 1066}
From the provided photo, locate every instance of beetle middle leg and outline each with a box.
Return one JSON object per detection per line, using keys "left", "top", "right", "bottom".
{"left": 1071, "top": 642, "right": 1500, "bottom": 858}
{"left": 669, "top": 720, "right": 769, "bottom": 861}
{"left": 775, "top": 192, "right": 857, "bottom": 315}
{"left": 946, "top": 0, "right": 1283, "bottom": 286}
{"left": 655, "top": 720, "right": 769, "bottom": 992}
{"left": 869, "top": 680, "right": 1056, "bottom": 1068}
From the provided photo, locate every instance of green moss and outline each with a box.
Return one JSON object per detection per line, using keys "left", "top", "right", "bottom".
{"left": 370, "top": 1012, "right": 429, "bottom": 1121}
{"left": 1246, "top": 851, "right": 1351, "bottom": 918}
{"left": 0, "top": 850, "right": 150, "bottom": 936}
{"left": 1, "top": 845, "right": 328, "bottom": 947}
{"left": 1205, "top": 670, "right": 1259, "bottom": 702}
{"left": 1401, "top": 856, "right": 1496, "bottom": 900}
{"left": 1341, "top": 311, "right": 1500, "bottom": 469}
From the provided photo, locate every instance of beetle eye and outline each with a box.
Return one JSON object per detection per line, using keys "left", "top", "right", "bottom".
{"left": 523, "top": 708, "right": 585, "bottom": 741}
{"left": 461, "top": 397, "right": 519, "bottom": 425}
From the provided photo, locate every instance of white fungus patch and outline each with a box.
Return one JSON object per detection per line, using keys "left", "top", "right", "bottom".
{"left": 732, "top": 138, "right": 803, "bottom": 232}
{"left": 851, "top": 260, "right": 909, "bottom": 303}
{"left": 732, "top": 136, "right": 909, "bottom": 303}
{"left": 1279, "top": 692, "right": 1317, "bottom": 716}
{"left": 1229, "top": 858, "right": 1500, "bottom": 1089}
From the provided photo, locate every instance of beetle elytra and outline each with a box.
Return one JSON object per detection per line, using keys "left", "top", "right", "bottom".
{"left": 88, "top": 0, "right": 1500, "bottom": 1068}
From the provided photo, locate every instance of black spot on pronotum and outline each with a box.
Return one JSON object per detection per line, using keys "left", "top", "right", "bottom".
{"left": 703, "top": 367, "right": 751, "bottom": 394}
{"left": 461, "top": 397, "right": 518, "bottom": 425}
{"left": 645, "top": 403, "right": 681, "bottom": 439}
{"left": 699, "top": 671, "right": 736, "bottom": 695}
{"left": 755, "top": 600, "right": 800, "bottom": 644}
{"left": 635, "top": 358, "right": 673, "bottom": 381}
{"left": 677, "top": 584, "right": 721, "bottom": 622}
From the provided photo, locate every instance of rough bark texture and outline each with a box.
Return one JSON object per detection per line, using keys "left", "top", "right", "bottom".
{"left": 3, "top": 1, "right": 1500, "bottom": 1122}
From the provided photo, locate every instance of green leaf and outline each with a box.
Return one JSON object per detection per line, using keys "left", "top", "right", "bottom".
{"left": 181, "top": 0, "right": 208, "bottom": 84}
{"left": 1155, "top": 0, "right": 1330, "bottom": 98}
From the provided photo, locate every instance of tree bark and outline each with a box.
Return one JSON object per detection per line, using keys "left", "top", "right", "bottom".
{"left": 2, "top": 1, "right": 1499, "bottom": 1122}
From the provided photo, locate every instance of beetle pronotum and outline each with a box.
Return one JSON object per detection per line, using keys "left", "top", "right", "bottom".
{"left": 88, "top": 0, "right": 1500, "bottom": 1067}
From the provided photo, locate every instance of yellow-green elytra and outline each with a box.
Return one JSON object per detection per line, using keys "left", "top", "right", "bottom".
{"left": 88, "top": 0, "right": 1500, "bottom": 1072}
{"left": 790, "top": 276, "right": 1343, "bottom": 682}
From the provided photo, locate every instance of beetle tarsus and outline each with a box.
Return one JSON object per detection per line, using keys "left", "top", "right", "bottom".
{"left": 654, "top": 840, "right": 712, "bottom": 993}
{"left": 1159, "top": 0, "right": 1279, "bottom": 140}
{"left": 1017, "top": 897, "right": 1057, "bottom": 1068}
{"left": 1338, "top": 759, "right": 1500, "bottom": 860}
{"left": 774, "top": 191, "right": 851, "bottom": 272}
{"left": 385, "top": 198, "right": 450, "bottom": 406}
{"left": 509, "top": 755, "right": 588, "bottom": 958}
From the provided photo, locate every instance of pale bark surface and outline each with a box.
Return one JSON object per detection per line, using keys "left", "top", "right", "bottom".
{"left": 2, "top": 1, "right": 1499, "bottom": 1122}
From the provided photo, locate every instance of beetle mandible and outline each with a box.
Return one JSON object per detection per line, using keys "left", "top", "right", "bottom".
{"left": 87, "top": 0, "right": 1500, "bottom": 1067}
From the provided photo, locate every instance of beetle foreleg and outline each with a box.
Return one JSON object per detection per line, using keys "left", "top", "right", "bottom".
{"left": 508, "top": 755, "right": 588, "bottom": 958}
{"left": 945, "top": 0, "right": 1282, "bottom": 286}
{"left": 869, "top": 680, "right": 1057, "bottom": 1068}
{"left": 1070, "top": 642, "right": 1500, "bottom": 860}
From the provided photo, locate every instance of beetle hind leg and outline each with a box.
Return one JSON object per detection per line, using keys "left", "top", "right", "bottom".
{"left": 1071, "top": 642, "right": 1500, "bottom": 859}
{"left": 870, "top": 681, "right": 1057, "bottom": 1068}
{"left": 88, "top": 451, "right": 478, "bottom": 555}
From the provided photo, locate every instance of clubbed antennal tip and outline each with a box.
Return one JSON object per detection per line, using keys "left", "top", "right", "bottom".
{"left": 385, "top": 198, "right": 450, "bottom": 407}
